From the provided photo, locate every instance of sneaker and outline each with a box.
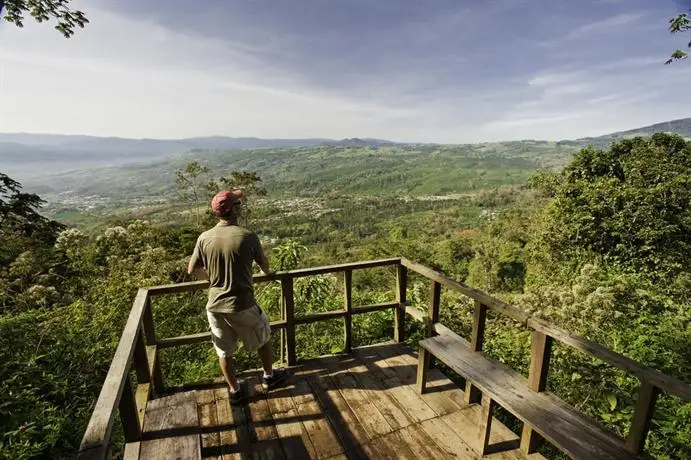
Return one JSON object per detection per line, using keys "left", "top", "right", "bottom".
{"left": 262, "top": 368, "right": 288, "bottom": 391}
{"left": 229, "top": 381, "right": 245, "bottom": 405}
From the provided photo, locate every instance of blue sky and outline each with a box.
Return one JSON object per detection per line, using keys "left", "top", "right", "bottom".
{"left": 0, "top": 0, "right": 689, "bottom": 142}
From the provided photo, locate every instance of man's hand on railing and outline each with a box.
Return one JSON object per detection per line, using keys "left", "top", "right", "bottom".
{"left": 190, "top": 266, "right": 209, "bottom": 281}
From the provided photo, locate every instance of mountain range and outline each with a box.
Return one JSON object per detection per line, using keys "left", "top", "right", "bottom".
{"left": 0, "top": 134, "right": 401, "bottom": 178}
{"left": 1, "top": 118, "right": 690, "bottom": 205}
{"left": 2, "top": 118, "right": 690, "bottom": 179}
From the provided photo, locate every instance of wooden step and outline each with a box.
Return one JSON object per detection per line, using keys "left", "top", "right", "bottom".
{"left": 126, "top": 391, "right": 201, "bottom": 460}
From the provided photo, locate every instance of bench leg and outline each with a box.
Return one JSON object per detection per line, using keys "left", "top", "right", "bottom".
{"left": 520, "top": 424, "right": 543, "bottom": 454}
{"left": 478, "top": 393, "right": 495, "bottom": 456}
{"left": 465, "top": 381, "right": 482, "bottom": 404}
{"left": 416, "top": 347, "right": 430, "bottom": 394}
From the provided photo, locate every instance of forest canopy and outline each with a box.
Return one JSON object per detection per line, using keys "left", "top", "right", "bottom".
{"left": 0, "top": 134, "right": 689, "bottom": 459}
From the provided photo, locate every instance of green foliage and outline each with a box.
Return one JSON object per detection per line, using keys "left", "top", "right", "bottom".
{"left": 175, "top": 161, "right": 210, "bottom": 228}
{"left": 2, "top": 130, "right": 691, "bottom": 460}
{"left": 667, "top": 11, "right": 691, "bottom": 64}
{"left": 1, "top": 0, "right": 88, "bottom": 37}
{"left": 541, "top": 134, "right": 690, "bottom": 280}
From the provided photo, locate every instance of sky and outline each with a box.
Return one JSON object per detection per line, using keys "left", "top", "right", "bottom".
{"left": 0, "top": 0, "right": 690, "bottom": 143}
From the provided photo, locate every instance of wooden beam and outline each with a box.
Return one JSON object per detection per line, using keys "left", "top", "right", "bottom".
{"left": 416, "top": 347, "right": 431, "bottom": 394}
{"left": 527, "top": 330, "right": 552, "bottom": 392}
{"left": 401, "top": 258, "right": 530, "bottom": 324}
{"left": 520, "top": 330, "right": 553, "bottom": 453}
{"left": 428, "top": 280, "right": 441, "bottom": 336}
{"left": 158, "top": 331, "right": 211, "bottom": 348}
{"left": 529, "top": 316, "right": 691, "bottom": 401}
{"left": 157, "top": 321, "right": 288, "bottom": 349}
{"left": 343, "top": 270, "right": 353, "bottom": 353}
{"left": 134, "top": 383, "right": 150, "bottom": 427}
{"left": 78, "top": 288, "right": 149, "bottom": 454}
{"left": 146, "top": 280, "right": 208, "bottom": 296}
{"left": 394, "top": 264, "right": 407, "bottom": 343}
{"left": 145, "top": 259, "right": 400, "bottom": 295}
{"left": 133, "top": 330, "right": 150, "bottom": 385}
{"left": 478, "top": 393, "right": 496, "bottom": 456}
{"left": 626, "top": 380, "right": 659, "bottom": 454}
{"left": 428, "top": 280, "right": 441, "bottom": 369}
{"left": 465, "top": 301, "right": 487, "bottom": 404}
{"left": 352, "top": 302, "right": 398, "bottom": 315}
{"left": 119, "top": 376, "right": 141, "bottom": 443}
{"left": 141, "top": 295, "right": 156, "bottom": 346}
{"left": 280, "top": 281, "right": 286, "bottom": 365}
{"left": 517, "top": 331, "right": 550, "bottom": 451}
{"left": 277, "top": 258, "right": 401, "bottom": 279}
{"left": 294, "top": 310, "right": 347, "bottom": 325}
{"left": 146, "top": 345, "right": 164, "bottom": 396}
{"left": 433, "top": 322, "right": 465, "bottom": 340}
{"left": 282, "top": 277, "right": 297, "bottom": 366}
{"left": 404, "top": 305, "right": 425, "bottom": 323}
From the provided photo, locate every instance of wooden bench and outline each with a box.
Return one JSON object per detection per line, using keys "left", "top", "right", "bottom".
{"left": 417, "top": 333, "right": 644, "bottom": 459}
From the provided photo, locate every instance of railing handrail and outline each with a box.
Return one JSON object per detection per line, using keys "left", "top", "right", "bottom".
{"left": 78, "top": 257, "right": 691, "bottom": 459}
{"left": 400, "top": 258, "right": 691, "bottom": 402}
{"left": 78, "top": 288, "right": 150, "bottom": 458}
{"left": 77, "top": 258, "right": 402, "bottom": 458}
{"left": 145, "top": 258, "right": 402, "bottom": 296}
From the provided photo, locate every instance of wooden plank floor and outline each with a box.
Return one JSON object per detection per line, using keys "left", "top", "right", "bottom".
{"left": 166, "top": 342, "right": 547, "bottom": 460}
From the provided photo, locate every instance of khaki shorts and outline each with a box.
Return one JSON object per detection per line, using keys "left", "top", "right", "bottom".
{"left": 206, "top": 304, "right": 271, "bottom": 357}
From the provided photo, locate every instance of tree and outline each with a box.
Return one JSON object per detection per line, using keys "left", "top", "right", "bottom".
{"left": 205, "top": 171, "right": 267, "bottom": 226}
{"left": 538, "top": 133, "right": 691, "bottom": 278}
{"left": 0, "top": 173, "right": 63, "bottom": 265}
{"left": 666, "top": 11, "right": 691, "bottom": 64}
{"left": 175, "top": 162, "right": 210, "bottom": 228}
{"left": 1, "top": 0, "right": 88, "bottom": 37}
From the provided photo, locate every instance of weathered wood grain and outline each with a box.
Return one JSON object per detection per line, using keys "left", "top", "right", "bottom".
{"left": 139, "top": 391, "right": 201, "bottom": 460}
{"left": 421, "top": 333, "right": 637, "bottom": 459}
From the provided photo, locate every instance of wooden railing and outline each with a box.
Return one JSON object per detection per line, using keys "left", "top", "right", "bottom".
{"left": 400, "top": 258, "right": 691, "bottom": 456}
{"left": 77, "top": 258, "right": 402, "bottom": 459}
{"left": 77, "top": 258, "right": 691, "bottom": 459}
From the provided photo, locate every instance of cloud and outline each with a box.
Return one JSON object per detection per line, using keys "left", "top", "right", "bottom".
{"left": 566, "top": 12, "right": 645, "bottom": 40}
{"left": 0, "top": 0, "right": 689, "bottom": 144}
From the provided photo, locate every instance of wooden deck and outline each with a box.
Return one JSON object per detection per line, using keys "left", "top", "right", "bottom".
{"left": 132, "top": 342, "right": 546, "bottom": 460}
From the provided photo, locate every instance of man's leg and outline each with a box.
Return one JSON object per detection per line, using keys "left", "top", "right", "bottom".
{"left": 219, "top": 355, "right": 240, "bottom": 393}
{"left": 257, "top": 341, "right": 273, "bottom": 376}
{"left": 207, "top": 311, "right": 242, "bottom": 396}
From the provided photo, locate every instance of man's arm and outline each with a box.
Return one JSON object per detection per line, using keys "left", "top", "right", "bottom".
{"left": 254, "top": 235, "right": 273, "bottom": 275}
{"left": 188, "top": 238, "right": 208, "bottom": 280}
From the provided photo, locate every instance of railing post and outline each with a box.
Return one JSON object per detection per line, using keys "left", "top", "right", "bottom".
{"left": 428, "top": 280, "right": 441, "bottom": 368}
{"left": 133, "top": 329, "right": 151, "bottom": 385}
{"left": 626, "top": 380, "right": 659, "bottom": 454}
{"left": 520, "top": 330, "right": 553, "bottom": 453}
{"left": 394, "top": 264, "right": 407, "bottom": 343}
{"left": 119, "top": 376, "right": 142, "bottom": 443}
{"left": 343, "top": 270, "right": 353, "bottom": 353}
{"left": 280, "top": 281, "right": 286, "bottom": 365}
{"left": 465, "top": 300, "right": 487, "bottom": 404}
{"left": 141, "top": 296, "right": 156, "bottom": 346}
{"left": 282, "top": 276, "right": 297, "bottom": 366}
{"left": 133, "top": 329, "right": 152, "bottom": 421}
{"left": 140, "top": 295, "right": 164, "bottom": 396}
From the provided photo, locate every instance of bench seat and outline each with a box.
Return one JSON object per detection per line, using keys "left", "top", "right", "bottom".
{"left": 418, "top": 333, "right": 644, "bottom": 459}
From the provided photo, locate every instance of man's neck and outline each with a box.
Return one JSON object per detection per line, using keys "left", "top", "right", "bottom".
{"left": 219, "top": 218, "right": 239, "bottom": 226}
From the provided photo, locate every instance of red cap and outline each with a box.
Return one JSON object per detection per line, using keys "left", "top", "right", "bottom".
{"left": 211, "top": 189, "right": 244, "bottom": 216}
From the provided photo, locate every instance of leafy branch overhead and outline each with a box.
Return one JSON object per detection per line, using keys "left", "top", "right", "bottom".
{"left": 0, "top": 0, "right": 88, "bottom": 37}
{"left": 667, "top": 12, "right": 691, "bottom": 64}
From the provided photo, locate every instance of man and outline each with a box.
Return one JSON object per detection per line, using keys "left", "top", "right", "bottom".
{"left": 188, "top": 188, "right": 286, "bottom": 404}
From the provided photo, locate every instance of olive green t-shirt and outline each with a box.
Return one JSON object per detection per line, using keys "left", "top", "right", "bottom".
{"left": 190, "top": 223, "right": 264, "bottom": 313}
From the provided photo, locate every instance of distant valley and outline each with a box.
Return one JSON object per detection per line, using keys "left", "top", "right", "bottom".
{"left": 1, "top": 118, "right": 690, "bottom": 212}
